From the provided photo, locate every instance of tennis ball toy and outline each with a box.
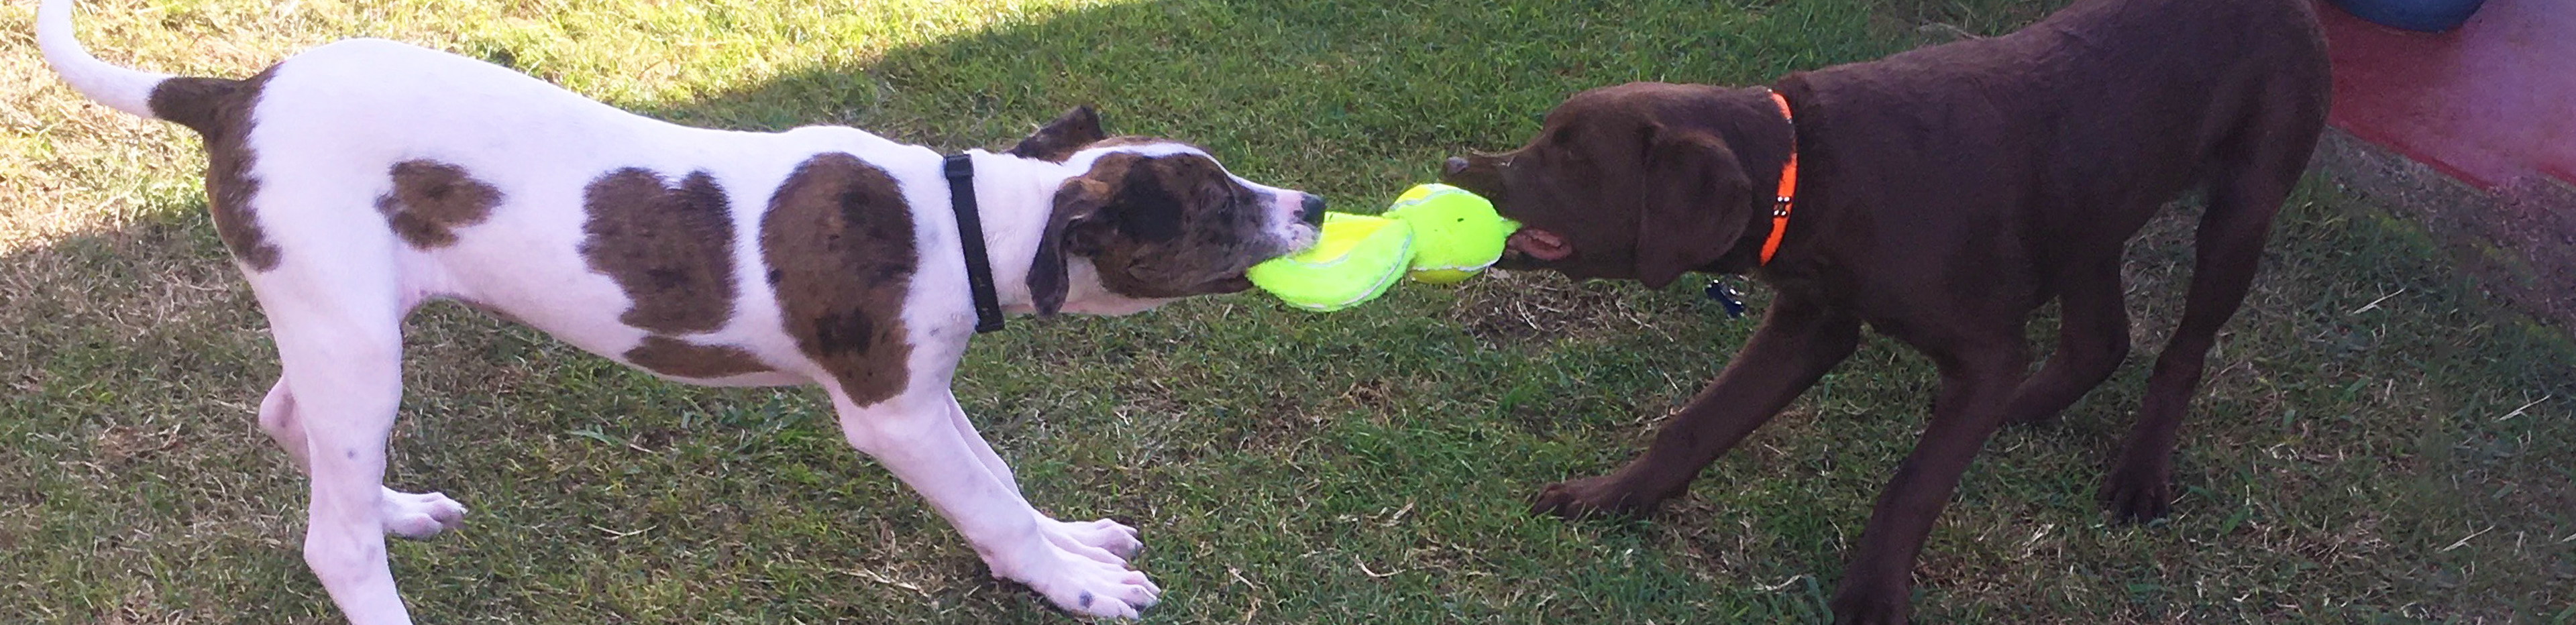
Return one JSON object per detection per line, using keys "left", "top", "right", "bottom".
{"left": 1385, "top": 184, "right": 1517, "bottom": 284}
{"left": 1248, "top": 184, "right": 1517, "bottom": 312}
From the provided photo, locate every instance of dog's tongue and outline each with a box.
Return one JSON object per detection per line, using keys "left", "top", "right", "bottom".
{"left": 1508, "top": 229, "right": 1572, "bottom": 261}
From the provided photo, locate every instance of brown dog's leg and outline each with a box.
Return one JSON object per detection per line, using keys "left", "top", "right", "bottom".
{"left": 2104, "top": 176, "right": 2300, "bottom": 523}
{"left": 1831, "top": 337, "right": 2031, "bottom": 625}
{"left": 1533, "top": 293, "right": 1861, "bottom": 518}
{"left": 2105, "top": 85, "right": 2322, "bottom": 521}
{"left": 1999, "top": 257, "right": 2132, "bottom": 426}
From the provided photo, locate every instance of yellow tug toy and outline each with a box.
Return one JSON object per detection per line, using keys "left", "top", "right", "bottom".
{"left": 1248, "top": 184, "right": 1519, "bottom": 312}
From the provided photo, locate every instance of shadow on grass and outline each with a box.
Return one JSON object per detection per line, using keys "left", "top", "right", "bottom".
{"left": 590, "top": 0, "right": 1981, "bottom": 198}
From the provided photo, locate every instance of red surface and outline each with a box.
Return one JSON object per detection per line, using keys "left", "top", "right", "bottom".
{"left": 2319, "top": 0, "right": 2576, "bottom": 190}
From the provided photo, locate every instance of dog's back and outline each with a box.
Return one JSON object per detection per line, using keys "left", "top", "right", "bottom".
{"left": 1776, "top": 0, "right": 2326, "bottom": 289}
{"left": 48, "top": 27, "right": 935, "bottom": 384}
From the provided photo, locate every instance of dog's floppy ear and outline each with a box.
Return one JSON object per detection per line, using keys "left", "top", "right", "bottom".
{"left": 1008, "top": 106, "right": 1108, "bottom": 162}
{"left": 1028, "top": 176, "right": 1114, "bottom": 316}
{"left": 1633, "top": 125, "right": 1753, "bottom": 289}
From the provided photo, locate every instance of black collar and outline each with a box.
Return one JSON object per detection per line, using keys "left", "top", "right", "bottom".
{"left": 943, "top": 154, "right": 1006, "bottom": 333}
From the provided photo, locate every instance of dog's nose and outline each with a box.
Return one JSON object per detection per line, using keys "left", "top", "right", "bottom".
{"left": 1299, "top": 194, "right": 1328, "bottom": 225}
{"left": 1443, "top": 157, "right": 1472, "bottom": 177}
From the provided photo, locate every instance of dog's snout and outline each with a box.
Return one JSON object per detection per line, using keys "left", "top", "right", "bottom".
{"left": 1443, "top": 157, "right": 1472, "bottom": 177}
{"left": 1299, "top": 194, "right": 1328, "bottom": 225}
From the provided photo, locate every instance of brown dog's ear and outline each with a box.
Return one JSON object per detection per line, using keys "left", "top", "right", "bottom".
{"left": 1633, "top": 127, "right": 1753, "bottom": 289}
{"left": 1028, "top": 176, "right": 1114, "bottom": 316}
{"left": 1007, "top": 106, "right": 1108, "bottom": 162}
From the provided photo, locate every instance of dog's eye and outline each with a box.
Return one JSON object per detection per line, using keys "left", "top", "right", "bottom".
{"left": 1212, "top": 182, "right": 1249, "bottom": 209}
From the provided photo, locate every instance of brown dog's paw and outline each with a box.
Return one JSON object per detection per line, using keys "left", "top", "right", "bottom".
{"left": 2100, "top": 462, "right": 2175, "bottom": 523}
{"left": 1528, "top": 475, "right": 1658, "bottom": 519}
{"left": 1827, "top": 584, "right": 1914, "bottom": 625}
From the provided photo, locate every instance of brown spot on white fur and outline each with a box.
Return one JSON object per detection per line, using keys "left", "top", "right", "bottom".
{"left": 149, "top": 70, "right": 282, "bottom": 271}
{"left": 377, "top": 160, "right": 502, "bottom": 249}
{"left": 761, "top": 153, "right": 915, "bottom": 405}
{"left": 580, "top": 168, "right": 737, "bottom": 335}
{"left": 623, "top": 336, "right": 772, "bottom": 378}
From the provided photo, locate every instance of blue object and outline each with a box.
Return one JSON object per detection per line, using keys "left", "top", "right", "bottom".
{"left": 1703, "top": 280, "right": 1746, "bottom": 319}
{"left": 2328, "top": 0, "right": 2485, "bottom": 32}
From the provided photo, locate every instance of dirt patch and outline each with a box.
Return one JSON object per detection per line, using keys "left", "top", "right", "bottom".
{"left": 2312, "top": 128, "right": 2576, "bottom": 333}
{"left": 1442, "top": 270, "right": 1655, "bottom": 343}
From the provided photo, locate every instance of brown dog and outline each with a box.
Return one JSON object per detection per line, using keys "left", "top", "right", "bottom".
{"left": 1440, "top": 0, "right": 2327, "bottom": 621}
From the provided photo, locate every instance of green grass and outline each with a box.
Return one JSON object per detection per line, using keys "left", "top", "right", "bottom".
{"left": 4, "top": 0, "right": 2572, "bottom": 623}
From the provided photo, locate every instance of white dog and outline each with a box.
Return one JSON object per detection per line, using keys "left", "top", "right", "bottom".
{"left": 39, "top": 0, "right": 1325, "bottom": 620}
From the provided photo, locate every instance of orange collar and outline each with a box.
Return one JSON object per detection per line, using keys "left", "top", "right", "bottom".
{"left": 1760, "top": 90, "right": 1799, "bottom": 266}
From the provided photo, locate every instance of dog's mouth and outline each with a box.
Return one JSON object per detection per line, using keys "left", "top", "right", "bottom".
{"left": 1505, "top": 228, "right": 1573, "bottom": 262}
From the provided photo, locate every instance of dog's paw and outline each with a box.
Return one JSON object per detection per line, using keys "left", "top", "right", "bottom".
{"left": 1827, "top": 584, "right": 1915, "bottom": 625}
{"left": 378, "top": 488, "right": 467, "bottom": 540}
{"left": 2100, "top": 460, "right": 2174, "bottom": 523}
{"left": 1529, "top": 475, "right": 1656, "bottom": 520}
{"left": 1008, "top": 544, "right": 1161, "bottom": 620}
{"left": 1038, "top": 515, "right": 1142, "bottom": 565}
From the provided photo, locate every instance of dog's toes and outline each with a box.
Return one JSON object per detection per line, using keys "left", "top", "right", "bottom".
{"left": 380, "top": 488, "right": 468, "bottom": 540}
{"left": 1529, "top": 482, "right": 1586, "bottom": 518}
{"left": 2100, "top": 465, "right": 2174, "bottom": 524}
{"left": 1015, "top": 545, "right": 1160, "bottom": 620}
{"left": 1088, "top": 519, "right": 1144, "bottom": 559}
{"left": 1036, "top": 515, "right": 1142, "bottom": 565}
{"left": 1529, "top": 475, "right": 1650, "bottom": 520}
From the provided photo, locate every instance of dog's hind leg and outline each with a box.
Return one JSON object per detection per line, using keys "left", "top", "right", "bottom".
{"left": 940, "top": 394, "right": 1142, "bottom": 563}
{"left": 2000, "top": 255, "right": 2133, "bottom": 426}
{"left": 258, "top": 378, "right": 466, "bottom": 541}
{"left": 246, "top": 271, "right": 419, "bottom": 625}
{"left": 2103, "top": 107, "right": 2321, "bottom": 522}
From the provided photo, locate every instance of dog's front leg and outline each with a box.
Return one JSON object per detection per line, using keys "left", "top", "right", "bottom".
{"left": 1533, "top": 293, "right": 1862, "bottom": 518}
{"left": 940, "top": 394, "right": 1144, "bottom": 564}
{"left": 831, "top": 386, "right": 1159, "bottom": 618}
{"left": 1828, "top": 336, "right": 2030, "bottom": 625}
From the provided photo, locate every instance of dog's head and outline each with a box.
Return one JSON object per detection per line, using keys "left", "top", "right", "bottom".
{"left": 1008, "top": 107, "right": 1325, "bottom": 315}
{"left": 1439, "top": 82, "right": 1774, "bottom": 288}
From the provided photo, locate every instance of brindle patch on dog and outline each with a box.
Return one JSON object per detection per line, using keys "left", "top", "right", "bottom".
{"left": 150, "top": 69, "right": 282, "bottom": 271}
{"left": 1004, "top": 106, "right": 1107, "bottom": 163}
{"left": 623, "top": 336, "right": 772, "bottom": 378}
{"left": 377, "top": 160, "right": 502, "bottom": 249}
{"left": 580, "top": 168, "right": 737, "bottom": 335}
{"left": 1064, "top": 152, "right": 1267, "bottom": 300}
{"left": 761, "top": 153, "right": 916, "bottom": 405}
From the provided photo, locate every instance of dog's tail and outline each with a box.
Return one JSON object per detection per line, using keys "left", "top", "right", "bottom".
{"left": 38, "top": 0, "right": 178, "bottom": 120}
